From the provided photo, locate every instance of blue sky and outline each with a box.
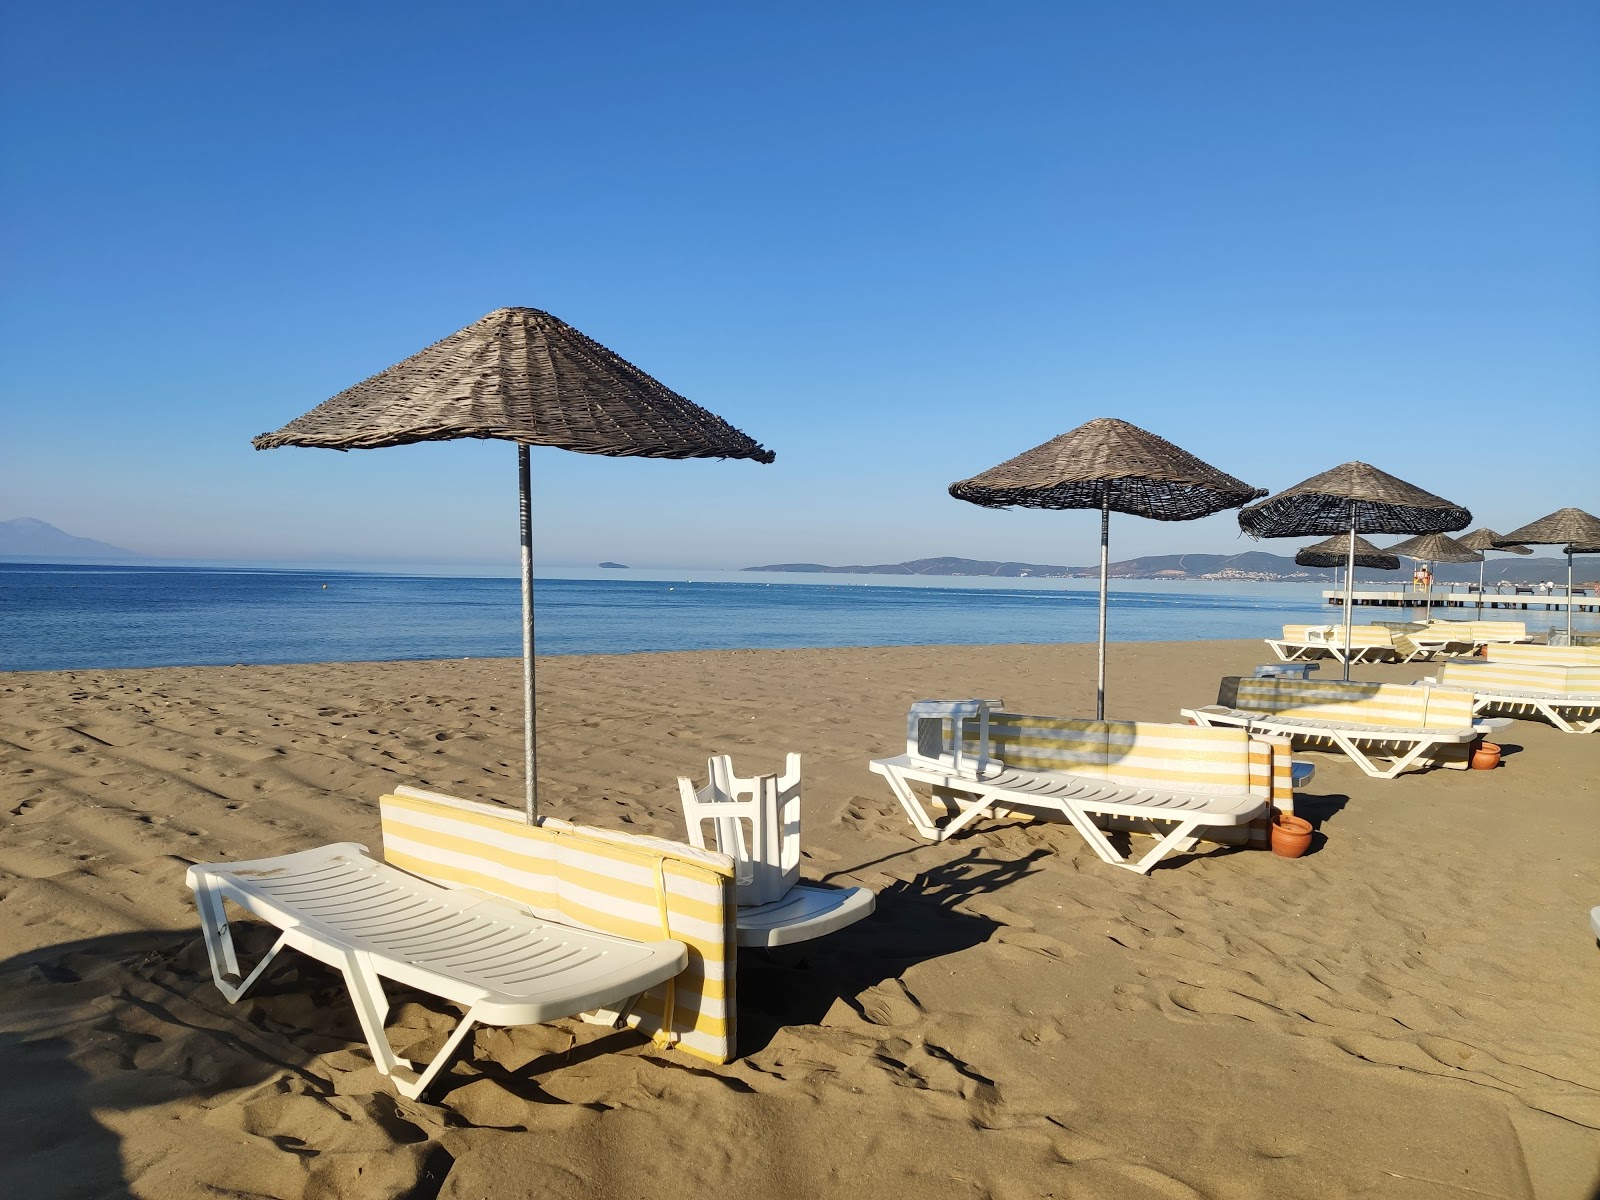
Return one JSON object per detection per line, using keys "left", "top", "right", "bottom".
{"left": 2, "top": 1, "right": 1596, "bottom": 571}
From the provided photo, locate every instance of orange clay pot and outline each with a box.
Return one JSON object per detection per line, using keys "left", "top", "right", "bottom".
{"left": 1270, "top": 813, "right": 1313, "bottom": 859}
{"left": 1471, "top": 742, "right": 1501, "bottom": 770}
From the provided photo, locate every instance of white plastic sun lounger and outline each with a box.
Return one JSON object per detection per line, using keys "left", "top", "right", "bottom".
{"left": 868, "top": 701, "right": 1298, "bottom": 875}
{"left": 1182, "top": 677, "right": 1487, "bottom": 779}
{"left": 1265, "top": 624, "right": 1401, "bottom": 666}
{"left": 1424, "top": 662, "right": 1600, "bottom": 735}
{"left": 187, "top": 843, "right": 688, "bottom": 1098}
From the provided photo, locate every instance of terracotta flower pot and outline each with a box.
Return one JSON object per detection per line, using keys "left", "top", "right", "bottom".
{"left": 1270, "top": 813, "right": 1313, "bottom": 859}
{"left": 1471, "top": 742, "right": 1501, "bottom": 770}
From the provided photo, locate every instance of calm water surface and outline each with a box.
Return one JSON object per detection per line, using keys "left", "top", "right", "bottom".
{"left": 3, "top": 563, "right": 1588, "bottom": 672}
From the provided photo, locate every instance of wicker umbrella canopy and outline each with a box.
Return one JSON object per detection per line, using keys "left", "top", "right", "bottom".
{"left": 1565, "top": 543, "right": 1600, "bottom": 555}
{"left": 1457, "top": 528, "right": 1532, "bottom": 555}
{"left": 1238, "top": 461, "right": 1470, "bottom": 538}
{"left": 948, "top": 417, "right": 1263, "bottom": 517}
{"left": 1493, "top": 509, "right": 1600, "bottom": 642}
{"left": 1383, "top": 533, "right": 1479, "bottom": 623}
{"left": 1493, "top": 508, "right": 1600, "bottom": 549}
{"left": 1384, "top": 532, "right": 1481, "bottom": 564}
{"left": 1456, "top": 528, "right": 1531, "bottom": 616}
{"left": 1294, "top": 533, "right": 1399, "bottom": 570}
{"left": 254, "top": 308, "right": 774, "bottom": 823}
{"left": 949, "top": 418, "right": 1264, "bottom": 718}
{"left": 1239, "top": 462, "right": 1470, "bottom": 679}
{"left": 253, "top": 307, "right": 775, "bottom": 461}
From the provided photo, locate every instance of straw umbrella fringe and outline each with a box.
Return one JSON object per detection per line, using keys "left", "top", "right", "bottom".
{"left": 1456, "top": 528, "right": 1532, "bottom": 618}
{"left": 1382, "top": 532, "right": 1481, "bottom": 622}
{"left": 950, "top": 418, "right": 1264, "bottom": 719}
{"left": 254, "top": 307, "right": 774, "bottom": 823}
{"left": 1239, "top": 462, "right": 1470, "bottom": 680}
{"left": 1494, "top": 509, "right": 1600, "bottom": 642}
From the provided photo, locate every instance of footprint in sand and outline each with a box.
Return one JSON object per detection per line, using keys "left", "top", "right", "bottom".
{"left": 854, "top": 979, "right": 924, "bottom": 1028}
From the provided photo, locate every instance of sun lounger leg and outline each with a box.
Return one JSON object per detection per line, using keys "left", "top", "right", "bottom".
{"left": 192, "top": 874, "right": 291, "bottom": 1002}
{"left": 393, "top": 1011, "right": 482, "bottom": 1100}
{"left": 1126, "top": 820, "right": 1207, "bottom": 875}
{"left": 878, "top": 766, "right": 944, "bottom": 839}
{"left": 879, "top": 767, "right": 998, "bottom": 841}
{"left": 335, "top": 947, "right": 477, "bottom": 1099}
{"left": 1535, "top": 702, "right": 1600, "bottom": 734}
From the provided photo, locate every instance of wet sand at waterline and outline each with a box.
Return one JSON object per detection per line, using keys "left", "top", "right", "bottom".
{"left": 2, "top": 640, "right": 1597, "bottom": 1199}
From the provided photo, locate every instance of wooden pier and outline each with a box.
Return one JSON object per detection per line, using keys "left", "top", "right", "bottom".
{"left": 1323, "top": 589, "right": 1600, "bottom": 612}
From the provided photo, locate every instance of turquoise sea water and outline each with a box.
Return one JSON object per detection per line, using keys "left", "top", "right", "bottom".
{"left": 3, "top": 563, "right": 1589, "bottom": 673}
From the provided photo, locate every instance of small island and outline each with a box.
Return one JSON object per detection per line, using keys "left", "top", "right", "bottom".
{"left": 598, "top": 561, "right": 629, "bottom": 569}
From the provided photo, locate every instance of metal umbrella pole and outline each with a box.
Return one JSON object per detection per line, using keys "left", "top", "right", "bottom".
{"left": 1477, "top": 557, "right": 1485, "bottom": 619}
{"left": 518, "top": 446, "right": 538, "bottom": 824}
{"left": 1096, "top": 496, "right": 1109, "bottom": 720}
{"left": 1566, "top": 550, "right": 1574, "bottom": 643}
{"left": 1342, "top": 514, "right": 1357, "bottom": 681}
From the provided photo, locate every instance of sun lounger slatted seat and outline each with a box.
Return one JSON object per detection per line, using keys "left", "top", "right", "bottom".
{"left": 869, "top": 700, "right": 1298, "bottom": 874}
{"left": 188, "top": 786, "right": 740, "bottom": 1097}
{"left": 1182, "top": 678, "right": 1481, "bottom": 779}
{"left": 1425, "top": 662, "right": 1600, "bottom": 734}
{"left": 1266, "top": 624, "right": 1401, "bottom": 665}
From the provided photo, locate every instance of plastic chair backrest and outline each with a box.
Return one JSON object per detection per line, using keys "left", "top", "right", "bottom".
{"left": 678, "top": 754, "right": 801, "bottom": 907}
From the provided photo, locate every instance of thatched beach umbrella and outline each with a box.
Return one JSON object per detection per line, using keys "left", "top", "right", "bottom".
{"left": 1494, "top": 509, "right": 1600, "bottom": 643}
{"left": 1295, "top": 532, "right": 1400, "bottom": 569}
{"left": 1238, "top": 462, "right": 1470, "bottom": 680}
{"left": 1382, "top": 532, "right": 1480, "bottom": 622}
{"left": 254, "top": 307, "right": 774, "bottom": 822}
{"left": 1456, "top": 528, "right": 1533, "bottom": 618}
{"left": 1295, "top": 533, "right": 1399, "bottom": 593}
{"left": 949, "top": 417, "right": 1264, "bottom": 718}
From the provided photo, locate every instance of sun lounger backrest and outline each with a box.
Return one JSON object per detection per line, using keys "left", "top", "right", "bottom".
{"left": 1284, "top": 624, "right": 1392, "bottom": 648}
{"left": 1280, "top": 624, "right": 1333, "bottom": 643}
{"left": 379, "top": 788, "right": 737, "bottom": 1064}
{"left": 1428, "top": 620, "right": 1527, "bottom": 643}
{"left": 1486, "top": 643, "right": 1600, "bottom": 667}
{"left": 1437, "top": 661, "right": 1600, "bottom": 696}
{"left": 1222, "top": 678, "right": 1474, "bottom": 729}
{"left": 959, "top": 713, "right": 1273, "bottom": 797}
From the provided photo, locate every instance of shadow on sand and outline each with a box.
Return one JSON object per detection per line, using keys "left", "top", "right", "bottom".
{"left": 734, "top": 847, "right": 1047, "bottom": 1056}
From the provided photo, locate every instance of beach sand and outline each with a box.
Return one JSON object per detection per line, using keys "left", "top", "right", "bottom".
{"left": 2, "top": 639, "right": 1597, "bottom": 1199}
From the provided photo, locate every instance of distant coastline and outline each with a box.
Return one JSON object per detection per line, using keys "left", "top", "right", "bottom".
{"left": 743, "top": 553, "right": 1595, "bottom": 585}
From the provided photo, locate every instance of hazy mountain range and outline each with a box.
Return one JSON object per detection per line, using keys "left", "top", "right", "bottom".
{"left": 745, "top": 553, "right": 1596, "bottom": 584}
{"left": 0, "top": 518, "right": 145, "bottom": 561}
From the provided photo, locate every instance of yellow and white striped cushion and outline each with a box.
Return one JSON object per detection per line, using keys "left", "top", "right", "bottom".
{"left": 379, "top": 789, "right": 737, "bottom": 1064}
{"left": 1427, "top": 620, "right": 1527, "bottom": 643}
{"left": 1438, "top": 662, "right": 1600, "bottom": 696}
{"left": 1231, "top": 679, "right": 1474, "bottom": 729}
{"left": 1487, "top": 643, "right": 1600, "bottom": 667}
{"left": 963, "top": 715, "right": 1259, "bottom": 795}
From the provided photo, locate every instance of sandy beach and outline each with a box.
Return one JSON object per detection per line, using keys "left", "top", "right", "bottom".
{"left": 2, "top": 638, "right": 1597, "bottom": 1199}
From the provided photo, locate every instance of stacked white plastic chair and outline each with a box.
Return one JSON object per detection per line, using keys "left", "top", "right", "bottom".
{"left": 679, "top": 754, "right": 874, "bottom": 946}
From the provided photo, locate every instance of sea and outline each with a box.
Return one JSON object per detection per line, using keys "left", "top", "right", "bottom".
{"left": 2, "top": 562, "right": 1589, "bottom": 673}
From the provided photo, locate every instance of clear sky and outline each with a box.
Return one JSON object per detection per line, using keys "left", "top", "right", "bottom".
{"left": 2, "top": 1, "right": 1596, "bottom": 571}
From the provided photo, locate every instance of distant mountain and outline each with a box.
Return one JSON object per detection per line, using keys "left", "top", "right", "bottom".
{"left": 0, "top": 518, "right": 145, "bottom": 562}
{"left": 745, "top": 552, "right": 1596, "bottom": 583}
{"left": 598, "top": 561, "right": 629, "bottom": 569}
